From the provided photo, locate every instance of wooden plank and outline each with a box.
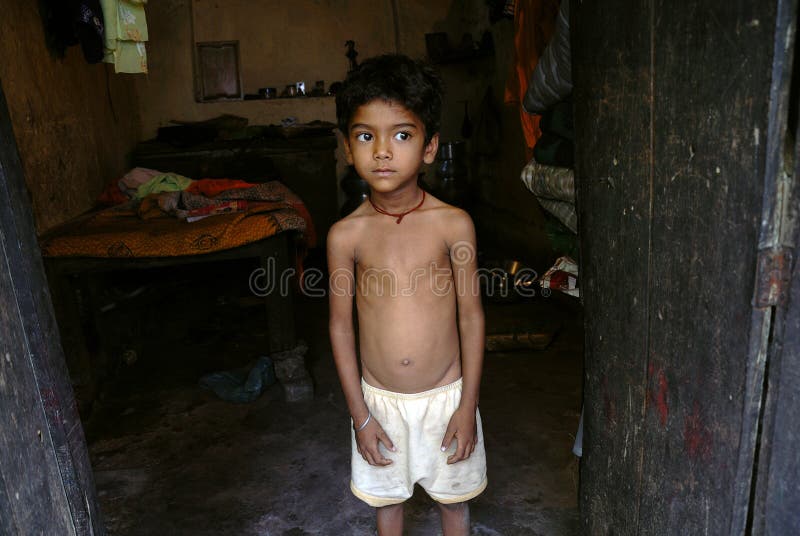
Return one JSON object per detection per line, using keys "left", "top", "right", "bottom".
{"left": 639, "top": 1, "right": 779, "bottom": 532}
{"left": 0, "top": 205, "right": 75, "bottom": 535}
{"left": 0, "top": 80, "right": 101, "bottom": 534}
{"left": 574, "top": 0, "right": 792, "bottom": 533}
{"left": 572, "top": 2, "right": 653, "bottom": 534}
{"left": 752, "top": 0, "right": 800, "bottom": 524}
{"left": 752, "top": 221, "right": 800, "bottom": 533}
{"left": 0, "top": 470, "right": 17, "bottom": 535}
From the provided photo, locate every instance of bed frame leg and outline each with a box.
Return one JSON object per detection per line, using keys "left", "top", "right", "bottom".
{"left": 262, "top": 233, "right": 296, "bottom": 353}
{"left": 261, "top": 233, "right": 313, "bottom": 401}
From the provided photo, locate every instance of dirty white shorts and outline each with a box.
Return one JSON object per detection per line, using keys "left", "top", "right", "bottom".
{"left": 350, "top": 378, "right": 488, "bottom": 507}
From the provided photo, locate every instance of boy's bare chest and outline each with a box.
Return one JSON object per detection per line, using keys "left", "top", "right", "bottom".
{"left": 354, "top": 229, "right": 452, "bottom": 283}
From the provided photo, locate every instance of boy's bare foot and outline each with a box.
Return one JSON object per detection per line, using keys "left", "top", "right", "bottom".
{"left": 376, "top": 503, "right": 403, "bottom": 536}
{"left": 439, "top": 501, "right": 470, "bottom": 536}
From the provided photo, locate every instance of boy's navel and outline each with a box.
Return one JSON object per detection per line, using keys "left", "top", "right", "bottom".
{"left": 401, "top": 359, "right": 411, "bottom": 366}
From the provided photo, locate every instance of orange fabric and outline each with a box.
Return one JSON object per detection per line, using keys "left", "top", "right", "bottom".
{"left": 504, "top": 0, "right": 560, "bottom": 158}
{"left": 186, "top": 178, "right": 256, "bottom": 197}
{"left": 96, "top": 181, "right": 129, "bottom": 207}
{"left": 40, "top": 183, "right": 311, "bottom": 258}
{"left": 284, "top": 198, "right": 316, "bottom": 249}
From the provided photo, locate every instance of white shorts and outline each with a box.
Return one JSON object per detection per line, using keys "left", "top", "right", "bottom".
{"left": 350, "top": 378, "right": 488, "bottom": 507}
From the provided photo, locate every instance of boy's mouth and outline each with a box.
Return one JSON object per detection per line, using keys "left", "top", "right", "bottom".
{"left": 373, "top": 168, "right": 395, "bottom": 174}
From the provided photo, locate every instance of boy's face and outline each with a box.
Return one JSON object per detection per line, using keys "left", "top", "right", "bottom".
{"left": 343, "top": 99, "right": 439, "bottom": 194}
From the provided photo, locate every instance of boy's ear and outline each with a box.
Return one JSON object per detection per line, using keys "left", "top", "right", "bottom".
{"left": 423, "top": 133, "right": 440, "bottom": 165}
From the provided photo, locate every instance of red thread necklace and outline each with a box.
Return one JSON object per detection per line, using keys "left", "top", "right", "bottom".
{"left": 369, "top": 190, "right": 426, "bottom": 223}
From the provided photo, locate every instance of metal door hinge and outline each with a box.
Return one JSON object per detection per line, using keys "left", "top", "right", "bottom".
{"left": 755, "top": 247, "right": 792, "bottom": 307}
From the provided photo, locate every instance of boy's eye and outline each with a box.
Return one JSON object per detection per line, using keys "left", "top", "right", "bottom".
{"left": 394, "top": 131, "right": 411, "bottom": 141}
{"left": 355, "top": 132, "right": 373, "bottom": 142}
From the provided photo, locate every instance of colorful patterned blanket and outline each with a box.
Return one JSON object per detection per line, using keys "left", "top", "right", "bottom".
{"left": 40, "top": 181, "right": 313, "bottom": 258}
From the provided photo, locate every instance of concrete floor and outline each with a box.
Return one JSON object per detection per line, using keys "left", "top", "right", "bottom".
{"left": 82, "top": 263, "right": 583, "bottom": 535}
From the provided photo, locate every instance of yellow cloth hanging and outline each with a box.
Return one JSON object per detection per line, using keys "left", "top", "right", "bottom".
{"left": 101, "top": 0, "right": 149, "bottom": 73}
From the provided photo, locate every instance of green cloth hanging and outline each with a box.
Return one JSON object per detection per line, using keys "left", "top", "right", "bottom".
{"left": 101, "top": 0, "right": 149, "bottom": 73}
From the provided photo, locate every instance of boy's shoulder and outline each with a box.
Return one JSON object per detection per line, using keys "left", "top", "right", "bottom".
{"left": 423, "top": 194, "right": 475, "bottom": 234}
{"left": 327, "top": 201, "right": 372, "bottom": 248}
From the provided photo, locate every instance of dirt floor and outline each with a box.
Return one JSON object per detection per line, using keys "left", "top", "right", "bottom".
{"left": 78, "top": 260, "right": 583, "bottom": 535}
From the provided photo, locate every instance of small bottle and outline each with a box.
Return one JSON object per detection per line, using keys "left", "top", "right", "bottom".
{"left": 435, "top": 141, "right": 469, "bottom": 209}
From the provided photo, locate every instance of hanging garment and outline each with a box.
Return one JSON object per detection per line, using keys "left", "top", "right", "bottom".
{"left": 75, "top": 0, "right": 105, "bottom": 63}
{"left": 504, "top": 0, "right": 560, "bottom": 157}
{"left": 523, "top": 0, "right": 572, "bottom": 114}
{"left": 101, "top": 0, "right": 148, "bottom": 73}
{"left": 40, "top": 0, "right": 104, "bottom": 63}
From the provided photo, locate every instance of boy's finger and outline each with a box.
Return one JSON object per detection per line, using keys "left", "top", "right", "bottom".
{"left": 378, "top": 430, "right": 397, "bottom": 452}
{"left": 441, "top": 428, "right": 456, "bottom": 452}
{"left": 370, "top": 446, "right": 393, "bottom": 466}
{"left": 448, "top": 439, "right": 468, "bottom": 464}
{"left": 446, "top": 439, "right": 461, "bottom": 464}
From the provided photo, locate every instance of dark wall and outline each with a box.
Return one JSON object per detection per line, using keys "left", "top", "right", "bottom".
{"left": 0, "top": 0, "right": 140, "bottom": 233}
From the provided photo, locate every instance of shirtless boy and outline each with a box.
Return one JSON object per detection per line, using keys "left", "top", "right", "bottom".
{"left": 328, "top": 54, "right": 487, "bottom": 536}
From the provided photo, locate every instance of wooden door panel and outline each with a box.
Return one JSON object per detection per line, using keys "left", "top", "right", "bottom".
{"left": 573, "top": 0, "right": 788, "bottom": 533}
{"left": 0, "top": 230, "right": 76, "bottom": 534}
{"left": 572, "top": 3, "right": 653, "bottom": 533}
{"left": 640, "top": 1, "right": 776, "bottom": 532}
{"left": 0, "top": 80, "right": 101, "bottom": 534}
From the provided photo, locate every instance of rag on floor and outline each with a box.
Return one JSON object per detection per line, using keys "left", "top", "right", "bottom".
{"left": 199, "top": 356, "right": 277, "bottom": 403}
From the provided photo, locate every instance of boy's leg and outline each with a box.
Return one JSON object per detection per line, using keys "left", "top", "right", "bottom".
{"left": 376, "top": 503, "right": 404, "bottom": 536}
{"left": 438, "top": 501, "right": 470, "bottom": 536}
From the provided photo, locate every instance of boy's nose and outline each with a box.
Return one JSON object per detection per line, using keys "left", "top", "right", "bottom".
{"left": 373, "top": 139, "right": 392, "bottom": 159}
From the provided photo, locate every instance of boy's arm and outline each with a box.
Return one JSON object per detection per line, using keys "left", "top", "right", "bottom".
{"left": 441, "top": 211, "right": 485, "bottom": 464}
{"left": 327, "top": 223, "right": 395, "bottom": 466}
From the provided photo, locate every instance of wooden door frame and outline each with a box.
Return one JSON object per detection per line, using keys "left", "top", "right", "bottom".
{"left": 0, "top": 79, "right": 102, "bottom": 534}
{"left": 573, "top": 0, "right": 799, "bottom": 532}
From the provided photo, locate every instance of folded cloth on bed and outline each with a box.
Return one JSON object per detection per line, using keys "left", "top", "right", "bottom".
{"left": 135, "top": 172, "right": 193, "bottom": 199}
{"left": 119, "top": 167, "right": 161, "bottom": 197}
{"left": 40, "top": 181, "right": 314, "bottom": 258}
{"left": 185, "top": 179, "right": 254, "bottom": 197}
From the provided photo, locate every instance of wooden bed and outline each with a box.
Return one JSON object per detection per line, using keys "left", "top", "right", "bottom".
{"left": 40, "top": 181, "right": 310, "bottom": 410}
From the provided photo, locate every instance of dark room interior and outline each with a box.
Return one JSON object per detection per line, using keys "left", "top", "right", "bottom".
{"left": 1, "top": 1, "right": 799, "bottom": 535}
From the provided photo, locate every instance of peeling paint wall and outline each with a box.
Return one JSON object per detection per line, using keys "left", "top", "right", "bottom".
{"left": 0, "top": 1, "right": 141, "bottom": 233}
{"left": 137, "top": 0, "right": 486, "bottom": 139}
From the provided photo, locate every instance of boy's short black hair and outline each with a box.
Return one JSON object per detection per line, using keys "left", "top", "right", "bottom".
{"left": 336, "top": 54, "right": 444, "bottom": 143}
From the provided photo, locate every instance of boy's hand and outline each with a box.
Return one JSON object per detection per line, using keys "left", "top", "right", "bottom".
{"left": 441, "top": 406, "right": 478, "bottom": 464}
{"left": 355, "top": 418, "right": 396, "bottom": 466}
